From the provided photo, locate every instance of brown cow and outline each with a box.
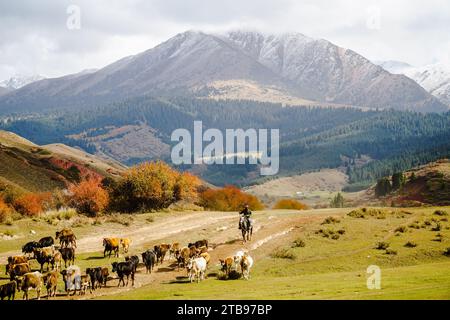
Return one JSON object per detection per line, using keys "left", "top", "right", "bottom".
{"left": 103, "top": 238, "right": 120, "bottom": 258}
{"left": 56, "top": 229, "right": 77, "bottom": 248}
{"left": 6, "top": 256, "right": 28, "bottom": 275}
{"left": 9, "top": 263, "right": 31, "bottom": 281}
{"left": 33, "top": 247, "right": 56, "bottom": 272}
{"left": 176, "top": 247, "right": 191, "bottom": 270}
{"left": 169, "top": 242, "right": 180, "bottom": 260}
{"left": 219, "top": 257, "right": 234, "bottom": 277}
{"left": 15, "top": 271, "right": 43, "bottom": 300}
{"left": 154, "top": 244, "right": 170, "bottom": 264}
{"left": 42, "top": 271, "right": 59, "bottom": 298}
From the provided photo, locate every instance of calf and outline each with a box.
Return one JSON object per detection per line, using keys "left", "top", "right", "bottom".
{"left": 9, "top": 263, "right": 31, "bottom": 281}
{"left": 56, "top": 228, "right": 76, "bottom": 248}
{"left": 51, "top": 251, "right": 62, "bottom": 272}
{"left": 22, "top": 241, "right": 40, "bottom": 256}
{"left": 239, "top": 254, "right": 254, "bottom": 280}
{"left": 99, "top": 267, "right": 109, "bottom": 288}
{"left": 176, "top": 247, "right": 190, "bottom": 269}
{"left": 141, "top": 250, "right": 156, "bottom": 273}
{"left": 125, "top": 255, "right": 140, "bottom": 273}
{"left": 154, "top": 244, "right": 169, "bottom": 264}
{"left": 111, "top": 261, "right": 135, "bottom": 287}
{"left": 188, "top": 245, "right": 198, "bottom": 258}
{"left": 120, "top": 238, "right": 131, "bottom": 253}
{"left": 34, "top": 247, "right": 56, "bottom": 272}
{"left": 38, "top": 236, "right": 55, "bottom": 248}
{"left": 169, "top": 242, "right": 180, "bottom": 260}
{"left": 219, "top": 257, "right": 234, "bottom": 277}
{"left": 103, "top": 238, "right": 120, "bottom": 258}
{"left": 0, "top": 281, "right": 16, "bottom": 300}
{"left": 15, "top": 271, "right": 43, "bottom": 300}
{"left": 187, "top": 257, "right": 207, "bottom": 283}
{"left": 86, "top": 267, "right": 109, "bottom": 290}
{"left": 59, "top": 247, "right": 75, "bottom": 268}
{"left": 80, "top": 274, "right": 91, "bottom": 295}
{"left": 42, "top": 271, "right": 59, "bottom": 298}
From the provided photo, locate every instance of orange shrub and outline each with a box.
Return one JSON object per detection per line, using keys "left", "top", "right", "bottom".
{"left": 68, "top": 179, "right": 109, "bottom": 216}
{"left": 199, "top": 185, "right": 264, "bottom": 211}
{"left": 13, "top": 192, "right": 51, "bottom": 217}
{"left": 111, "top": 161, "right": 202, "bottom": 212}
{"left": 174, "top": 172, "right": 201, "bottom": 202}
{"left": 273, "top": 199, "right": 308, "bottom": 210}
{"left": 0, "top": 197, "right": 12, "bottom": 222}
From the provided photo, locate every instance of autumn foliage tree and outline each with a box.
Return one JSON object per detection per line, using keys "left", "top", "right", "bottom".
{"left": 273, "top": 199, "right": 308, "bottom": 210}
{"left": 68, "top": 179, "right": 109, "bottom": 216}
{"left": 13, "top": 192, "right": 52, "bottom": 217}
{"left": 199, "top": 185, "right": 264, "bottom": 211}
{"left": 110, "top": 161, "right": 202, "bottom": 212}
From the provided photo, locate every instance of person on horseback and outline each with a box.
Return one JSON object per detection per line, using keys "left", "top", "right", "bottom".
{"left": 238, "top": 204, "right": 252, "bottom": 230}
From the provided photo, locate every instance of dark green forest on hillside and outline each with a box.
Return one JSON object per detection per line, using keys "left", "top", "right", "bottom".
{"left": 1, "top": 95, "right": 449, "bottom": 187}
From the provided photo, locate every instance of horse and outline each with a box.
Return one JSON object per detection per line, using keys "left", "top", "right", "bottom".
{"left": 240, "top": 216, "right": 253, "bottom": 243}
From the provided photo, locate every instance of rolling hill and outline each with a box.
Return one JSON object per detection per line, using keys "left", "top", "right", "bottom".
{"left": 0, "top": 130, "right": 125, "bottom": 193}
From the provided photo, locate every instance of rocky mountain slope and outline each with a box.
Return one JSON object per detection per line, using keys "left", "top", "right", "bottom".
{"left": 0, "top": 31, "right": 446, "bottom": 114}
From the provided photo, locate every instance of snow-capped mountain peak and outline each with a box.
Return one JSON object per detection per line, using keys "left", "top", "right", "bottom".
{"left": 0, "top": 74, "right": 46, "bottom": 90}
{"left": 377, "top": 60, "right": 450, "bottom": 106}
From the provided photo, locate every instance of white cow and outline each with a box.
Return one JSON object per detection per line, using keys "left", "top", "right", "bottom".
{"left": 234, "top": 252, "right": 253, "bottom": 280}
{"left": 187, "top": 257, "right": 207, "bottom": 283}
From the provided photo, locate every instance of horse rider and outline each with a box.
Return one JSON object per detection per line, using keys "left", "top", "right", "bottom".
{"left": 238, "top": 204, "right": 252, "bottom": 230}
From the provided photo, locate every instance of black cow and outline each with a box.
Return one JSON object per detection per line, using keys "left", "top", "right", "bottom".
{"left": 22, "top": 241, "right": 40, "bottom": 255}
{"left": 141, "top": 250, "right": 157, "bottom": 274}
{"left": 59, "top": 247, "right": 75, "bottom": 268}
{"left": 86, "top": 267, "right": 101, "bottom": 290}
{"left": 124, "top": 255, "right": 139, "bottom": 273}
{"left": 38, "top": 236, "right": 54, "bottom": 248}
{"left": 86, "top": 267, "right": 109, "bottom": 290}
{"left": 111, "top": 261, "right": 135, "bottom": 287}
{"left": 194, "top": 239, "right": 208, "bottom": 249}
{"left": 0, "top": 281, "right": 16, "bottom": 300}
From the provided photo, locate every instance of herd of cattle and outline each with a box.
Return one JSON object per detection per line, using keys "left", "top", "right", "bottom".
{"left": 1, "top": 228, "right": 254, "bottom": 300}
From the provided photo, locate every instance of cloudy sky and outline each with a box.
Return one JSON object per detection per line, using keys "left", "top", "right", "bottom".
{"left": 0, "top": 0, "right": 449, "bottom": 80}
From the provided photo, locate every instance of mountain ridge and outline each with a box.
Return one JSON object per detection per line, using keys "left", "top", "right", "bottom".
{"left": 0, "top": 30, "right": 447, "bottom": 114}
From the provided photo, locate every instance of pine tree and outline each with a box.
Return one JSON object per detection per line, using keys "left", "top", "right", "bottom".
{"left": 330, "top": 192, "right": 345, "bottom": 208}
{"left": 375, "top": 177, "right": 392, "bottom": 197}
{"left": 392, "top": 172, "right": 406, "bottom": 190}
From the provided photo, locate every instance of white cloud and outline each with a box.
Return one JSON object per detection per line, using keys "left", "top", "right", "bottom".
{"left": 0, "top": 0, "right": 448, "bottom": 80}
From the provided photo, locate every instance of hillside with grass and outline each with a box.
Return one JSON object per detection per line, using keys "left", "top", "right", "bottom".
{"left": 0, "top": 130, "right": 125, "bottom": 193}
{"left": 372, "top": 159, "right": 450, "bottom": 206}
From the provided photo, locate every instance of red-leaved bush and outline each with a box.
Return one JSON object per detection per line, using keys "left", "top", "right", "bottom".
{"left": 68, "top": 179, "right": 109, "bottom": 216}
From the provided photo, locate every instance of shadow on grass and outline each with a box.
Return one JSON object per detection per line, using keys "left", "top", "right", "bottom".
{"left": 168, "top": 276, "right": 190, "bottom": 284}
{"left": 85, "top": 256, "right": 106, "bottom": 260}
{"left": 157, "top": 267, "right": 175, "bottom": 273}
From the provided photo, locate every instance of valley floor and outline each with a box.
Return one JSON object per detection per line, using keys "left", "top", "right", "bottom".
{"left": 1, "top": 207, "right": 449, "bottom": 300}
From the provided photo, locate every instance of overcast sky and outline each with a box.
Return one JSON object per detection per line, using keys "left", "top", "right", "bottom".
{"left": 0, "top": 0, "right": 449, "bottom": 80}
